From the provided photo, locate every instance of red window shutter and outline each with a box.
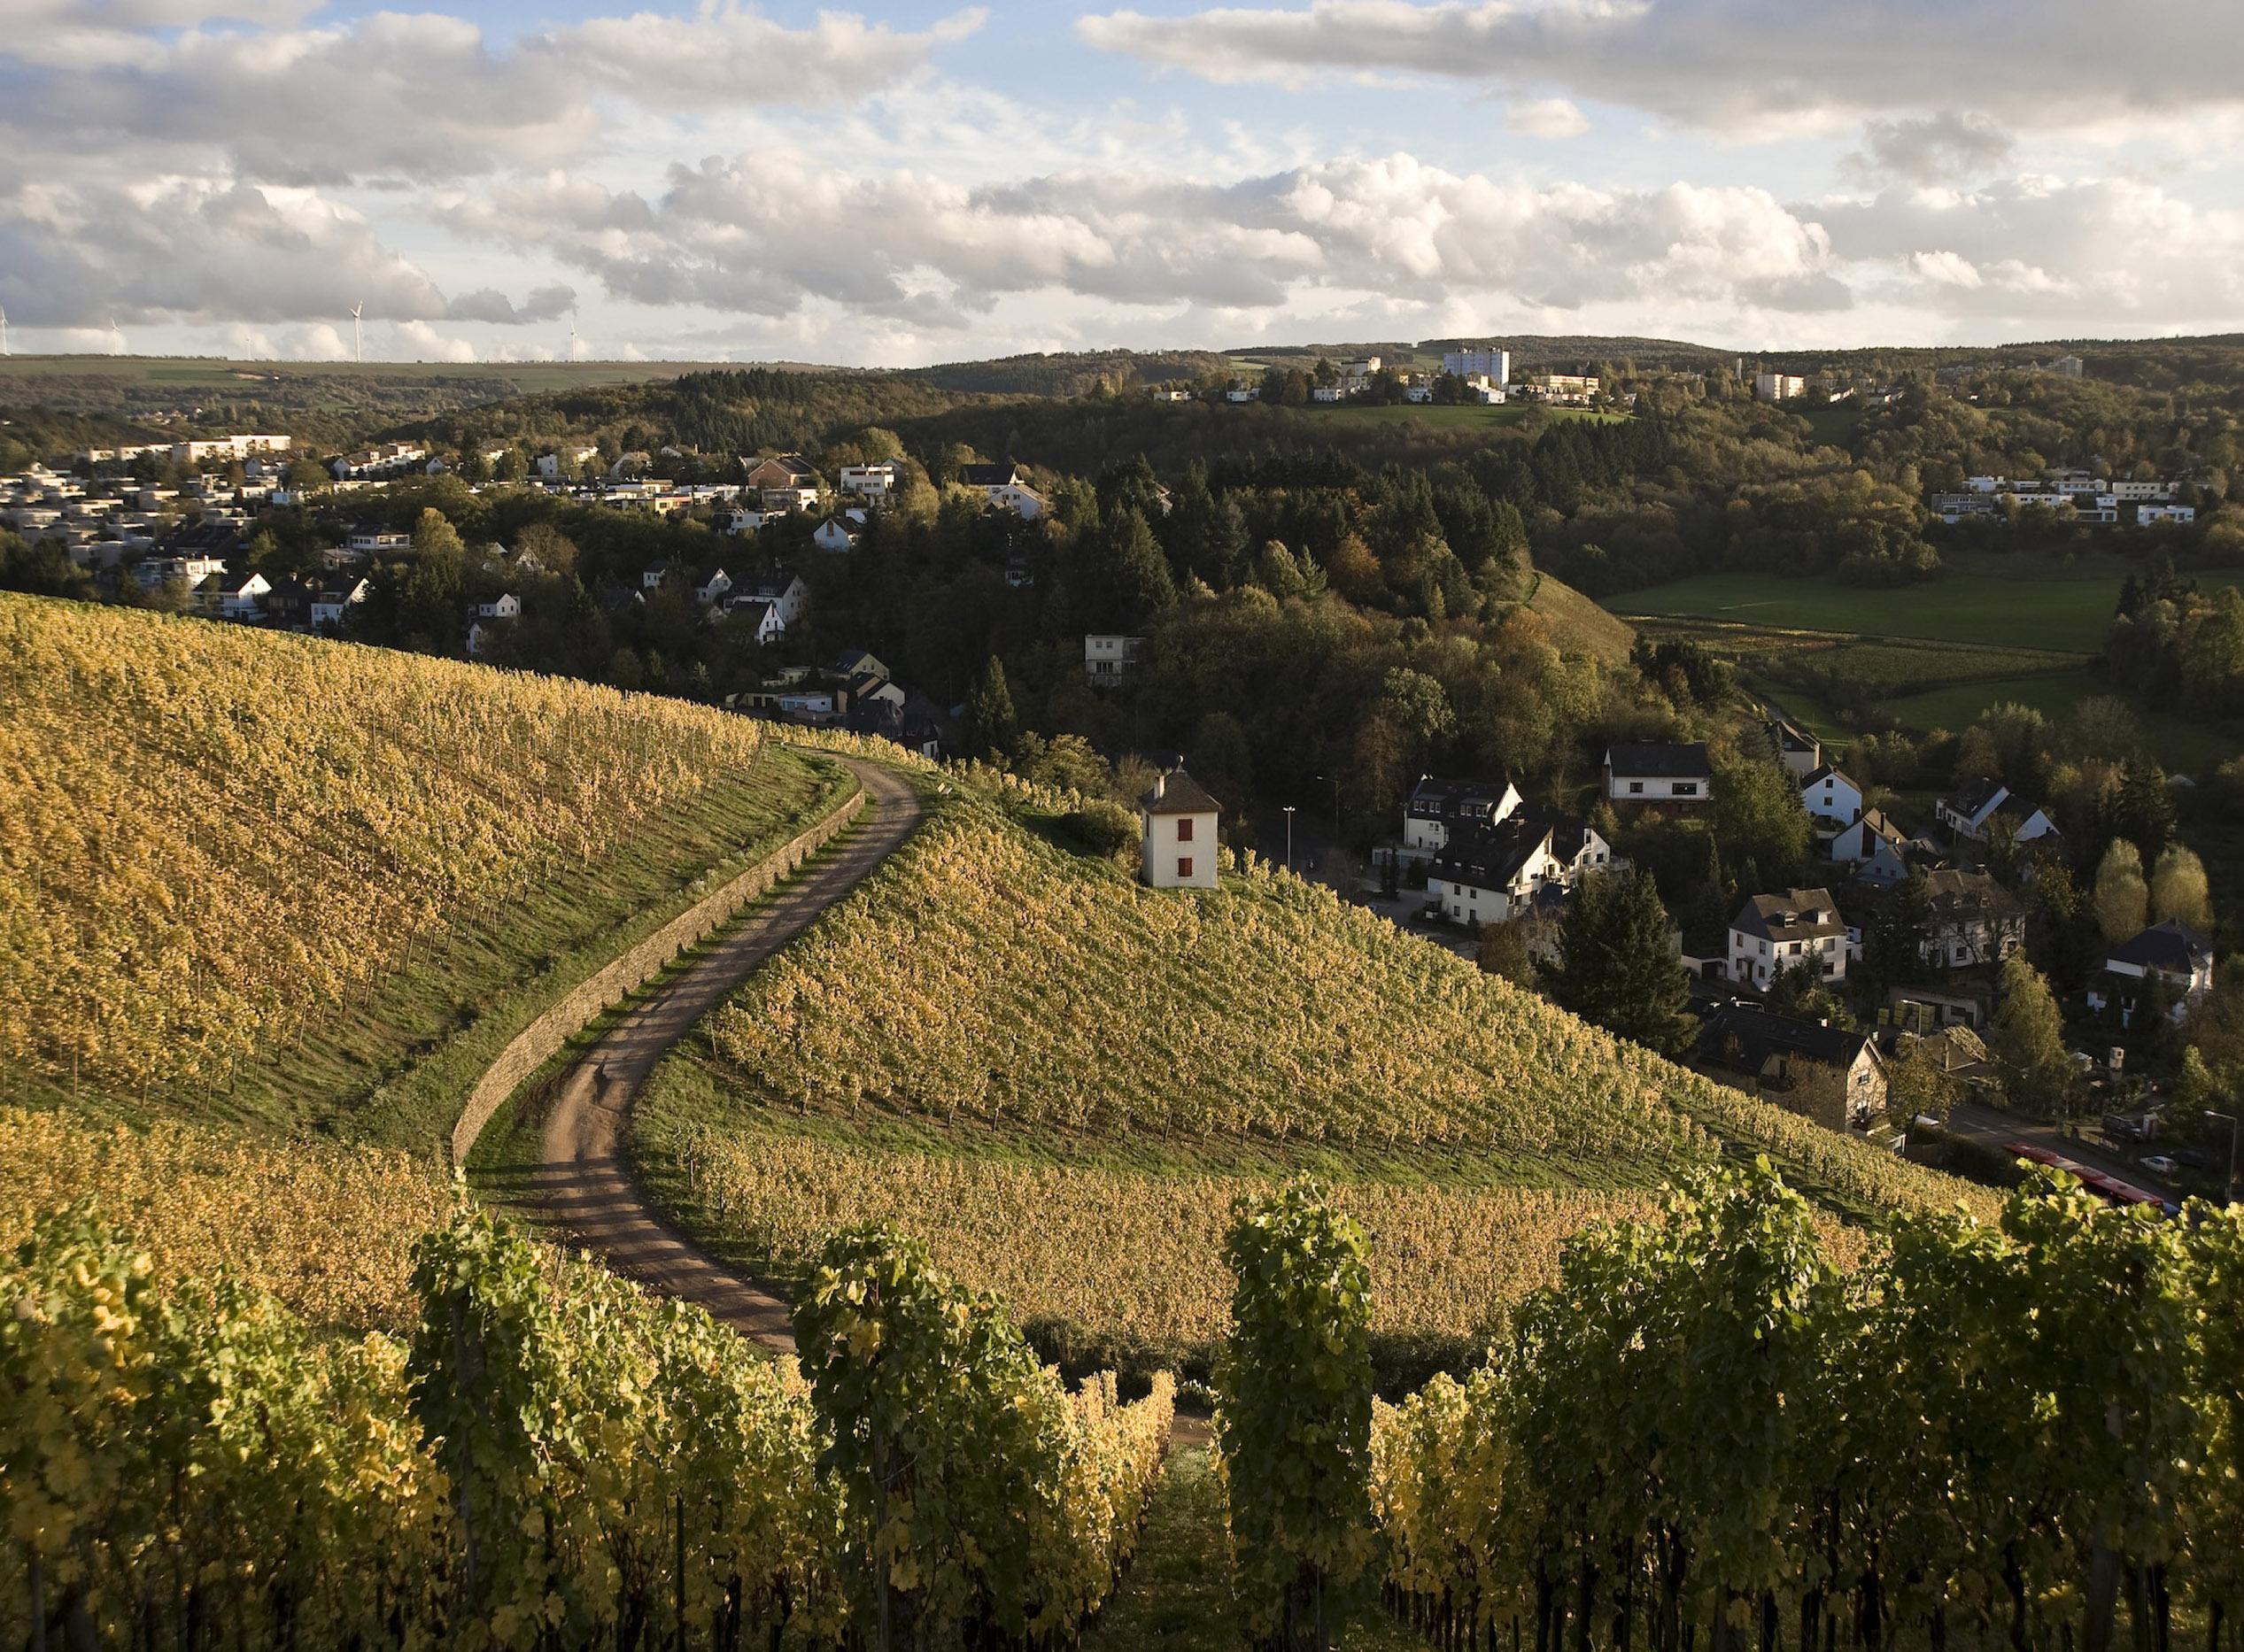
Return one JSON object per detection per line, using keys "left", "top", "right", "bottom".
{"left": 1177, "top": 817, "right": 1195, "bottom": 843}
{"left": 1177, "top": 857, "right": 1194, "bottom": 879}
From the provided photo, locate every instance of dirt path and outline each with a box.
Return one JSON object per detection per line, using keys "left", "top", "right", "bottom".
{"left": 530, "top": 756, "right": 921, "bottom": 1352}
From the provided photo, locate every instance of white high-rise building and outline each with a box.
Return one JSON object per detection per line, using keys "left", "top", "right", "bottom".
{"left": 1442, "top": 346, "right": 1511, "bottom": 384}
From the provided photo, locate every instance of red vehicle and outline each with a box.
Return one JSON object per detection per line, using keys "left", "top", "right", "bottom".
{"left": 2003, "top": 1141, "right": 2168, "bottom": 1210}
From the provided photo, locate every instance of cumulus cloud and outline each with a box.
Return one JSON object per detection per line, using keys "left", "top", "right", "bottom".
{"left": 441, "top": 150, "right": 1848, "bottom": 328}
{"left": 0, "top": 175, "right": 452, "bottom": 328}
{"left": 1505, "top": 97, "right": 1590, "bottom": 138}
{"left": 445, "top": 284, "right": 580, "bottom": 325}
{"left": 1076, "top": 0, "right": 2244, "bottom": 137}
{"left": 0, "top": 4, "right": 987, "bottom": 185}
{"left": 1841, "top": 113, "right": 2013, "bottom": 185}
{"left": 393, "top": 320, "right": 476, "bottom": 362}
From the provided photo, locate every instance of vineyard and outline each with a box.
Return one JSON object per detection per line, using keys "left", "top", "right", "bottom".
{"left": 0, "top": 1107, "right": 448, "bottom": 1332}
{"left": 648, "top": 1117, "right": 1675, "bottom": 1376}
{"left": 1369, "top": 1165, "right": 2244, "bottom": 1652}
{"left": 1, "top": 1204, "right": 1172, "bottom": 1650}
{"left": 0, "top": 593, "right": 842, "bottom": 1137}
{"left": 675, "top": 793, "right": 1965, "bottom": 1211}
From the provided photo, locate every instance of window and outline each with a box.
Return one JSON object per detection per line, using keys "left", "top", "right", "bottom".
{"left": 1176, "top": 857, "right": 1194, "bottom": 879}
{"left": 1176, "top": 817, "right": 1195, "bottom": 843}
{"left": 1628, "top": 781, "right": 1644, "bottom": 795}
{"left": 1673, "top": 782, "right": 1699, "bottom": 798}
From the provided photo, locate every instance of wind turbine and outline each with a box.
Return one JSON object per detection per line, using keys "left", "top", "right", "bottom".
{"left": 351, "top": 301, "right": 364, "bottom": 364}
{"left": 0, "top": 305, "right": 10, "bottom": 359}
{"left": 109, "top": 317, "right": 125, "bottom": 357}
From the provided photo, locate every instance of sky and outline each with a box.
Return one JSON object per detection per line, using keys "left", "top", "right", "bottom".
{"left": 0, "top": 0, "right": 2240, "bottom": 367}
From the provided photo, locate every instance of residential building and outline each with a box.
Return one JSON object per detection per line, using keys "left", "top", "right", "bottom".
{"left": 1442, "top": 346, "right": 1511, "bottom": 383}
{"left": 1085, "top": 633, "right": 1146, "bottom": 685}
{"left": 727, "top": 598, "right": 786, "bottom": 646}
{"left": 2111, "top": 479, "right": 2177, "bottom": 502}
{"left": 740, "top": 568, "right": 809, "bottom": 627}
{"left": 744, "top": 454, "right": 816, "bottom": 491}
{"left": 760, "top": 484, "right": 819, "bottom": 513}
{"left": 2137, "top": 503, "right": 2195, "bottom": 526}
{"left": 2086, "top": 920, "right": 2215, "bottom": 1026}
{"left": 1698, "top": 1002, "right": 1886, "bottom": 1132}
{"left": 812, "top": 515, "right": 863, "bottom": 554}
{"left": 1403, "top": 774, "right": 1524, "bottom": 854}
{"left": 1754, "top": 372, "right": 1807, "bottom": 402}
{"left": 309, "top": 578, "right": 368, "bottom": 629}
{"left": 837, "top": 463, "right": 896, "bottom": 501}
{"left": 1799, "top": 764, "right": 1864, "bottom": 826}
{"left": 202, "top": 571, "right": 272, "bottom": 621}
{"left": 537, "top": 446, "right": 600, "bottom": 479}
{"left": 958, "top": 463, "right": 1022, "bottom": 491}
{"left": 1427, "top": 807, "right": 1611, "bottom": 927}
{"left": 476, "top": 592, "right": 522, "bottom": 621}
{"left": 1729, "top": 888, "right": 1851, "bottom": 987}
{"left": 988, "top": 482, "right": 1048, "bottom": 521}
{"left": 347, "top": 525, "right": 411, "bottom": 556}
{"left": 2043, "top": 354, "right": 2085, "bottom": 377}
{"left": 1524, "top": 372, "right": 1599, "bottom": 403}
{"left": 1917, "top": 868, "right": 2027, "bottom": 969}
{"left": 1767, "top": 715, "right": 1821, "bottom": 778}
{"left": 1830, "top": 809, "right": 1909, "bottom": 885}
{"left": 1604, "top": 741, "right": 1713, "bottom": 806}
{"left": 1140, "top": 766, "right": 1221, "bottom": 891}
{"left": 1936, "top": 779, "right": 2057, "bottom": 843}
{"left": 168, "top": 435, "right": 291, "bottom": 467}
{"left": 1226, "top": 384, "right": 1260, "bottom": 403}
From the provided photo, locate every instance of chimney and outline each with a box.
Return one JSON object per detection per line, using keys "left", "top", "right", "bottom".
{"left": 1153, "top": 773, "right": 1166, "bottom": 800}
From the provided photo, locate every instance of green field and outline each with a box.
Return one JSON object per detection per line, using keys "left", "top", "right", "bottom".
{"left": 0, "top": 352, "right": 749, "bottom": 394}
{"left": 1613, "top": 563, "right": 2133, "bottom": 653}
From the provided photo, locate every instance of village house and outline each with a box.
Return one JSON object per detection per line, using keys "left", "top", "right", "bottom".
{"left": 347, "top": 525, "right": 411, "bottom": 556}
{"left": 476, "top": 592, "right": 522, "bottom": 621}
{"left": 1729, "top": 888, "right": 1851, "bottom": 987}
{"left": 1697, "top": 1001, "right": 1887, "bottom": 1132}
{"left": 1403, "top": 774, "right": 1524, "bottom": 855}
{"left": 696, "top": 568, "right": 733, "bottom": 606}
{"left": 739, "top": 567, "right": 809, "bottom": 628}
{"left": 1936, "top": 779, "right": 2058, "bottom": 844}
{"left": 812, "top": 514, "right": 863, "bottom": 554}
{"left": 1917, "top": 868, "right": 2027, "bottom": 969}
{"left": 744, "top": 454, "right": 816, "bottom": 492}
{"left": 536, "top": 446, "right": 600, "bottom": 479}
{"left": 1603, "top": 741, "right": 1714, "bottom": 807}
{"left": 1427, "top": 807, "right": 1611, "bottom": 928}
{"left": 1799, "top": 764, "right": 1864, "bottom": 827}
{"left": 1830, "top": 808, "right": 1909, "bottom": 884}
{"left": 309, "top": 578, "right": 368, "bottom": 629}
{"left": 1085, "top": 633, "right": 1146, "bottom": 685}
{"left": 201, "top": 570, "right": 272, "bottom": 621}
{"left": 1140, "top": 766, "right": 1222, "bottom": 891}
{"left": 2086, "top": 920, "right": 2216, "bottom": 1027}
{"left": 837, "top": 463, "right": 896, "bottom": 501}
{"left": 988, "top": 482, "right": 1048, "bottom": 521}
{"left": 726, "top": 598, "right": 786, "bottom": 646}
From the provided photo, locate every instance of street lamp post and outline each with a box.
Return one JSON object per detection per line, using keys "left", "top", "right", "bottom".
{"left": 2208, "top": 1110, "right": 2241, "bottom": 1205}
{"left": 1282, "top": 805, "right": 1296, "bottom": 871}
{"left": 1313, "top": 772, "right": 1341, "bottom": 833}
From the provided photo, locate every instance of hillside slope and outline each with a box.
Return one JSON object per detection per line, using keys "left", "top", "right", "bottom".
{"left": 635, "top": 781, "right": 1979, "bottom": 1376}
{"left": 0, "top": 594, "right": 845, "bottom": 1141}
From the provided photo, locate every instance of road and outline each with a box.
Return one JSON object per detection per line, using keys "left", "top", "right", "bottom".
{"left": 1944, "top": 1099, "right": 2184, "bottom": 1200}
{"left": 528, "top": 756, "right": 922, "bottom": 1353}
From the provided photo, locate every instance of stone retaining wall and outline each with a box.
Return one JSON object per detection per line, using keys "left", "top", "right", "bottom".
{"left": 449, "top": 777, "right": 866, "bottom": 1164}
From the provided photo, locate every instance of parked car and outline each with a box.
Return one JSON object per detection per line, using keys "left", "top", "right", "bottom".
{"left": 2140, "top": 1155, "right": 2178, "bottom": 1177}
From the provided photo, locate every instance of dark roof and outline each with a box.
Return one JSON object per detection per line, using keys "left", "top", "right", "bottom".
{"left": 1141, "top": 766, "right": 1223, "bottom": 815}
{"left": 1731, "top": 887, "right": 1845, "bottom": 943}
{"left": 1699, "top": 1002, "right": 1876, "bottom": 1076}
{"left": 1430, "top": 819, "right": 1551, "bottom": 891}
{"left": 1800, "top": 763, "right": 1857, "bottom": 791}
{"left": 1606, "top": 740, "right": 1711, "bottom": 779}
{"left": 1919, "top": 868, "right": 2022, "bottom": 921}
{"left": 1942, "top": 776, "right": 2008, "bottom": 819}
{"left": 1768, "top": 715, "right": 1817, "bottom": 755}
{"left": 1843, "top": 807, "right": 1907, "bottom": 847}
{"left": 1513, "top": 799, "right": 1596, "bottom": 865}
{"left": 2109, "top": 919, "right": 2212, "bottom": 973}
{"left": 957, "top": 462, "right": 1020, "bottom": 488}
{"left": 1407, "top": 774, "right": 1517, "bottom": 822}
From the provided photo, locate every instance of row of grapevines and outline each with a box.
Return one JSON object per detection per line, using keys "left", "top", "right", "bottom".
{"left": 660, "top": 1117, "right": 1668, "bottom": 1351}
{"left": 688, "top": 788, "right": 1972, "bottom": 1216}
{"left": 0, "top": 1107, "right": 448, "bottom": 1332}
{"left": 2, "top": 1200, "right": 1172, "bottom": 1651}
{"left": 0, "top": 593, "right": 765, "bottom": 1090}
{"left": 1368, "top": 1165, "right": 2244, "bottom": 1652}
